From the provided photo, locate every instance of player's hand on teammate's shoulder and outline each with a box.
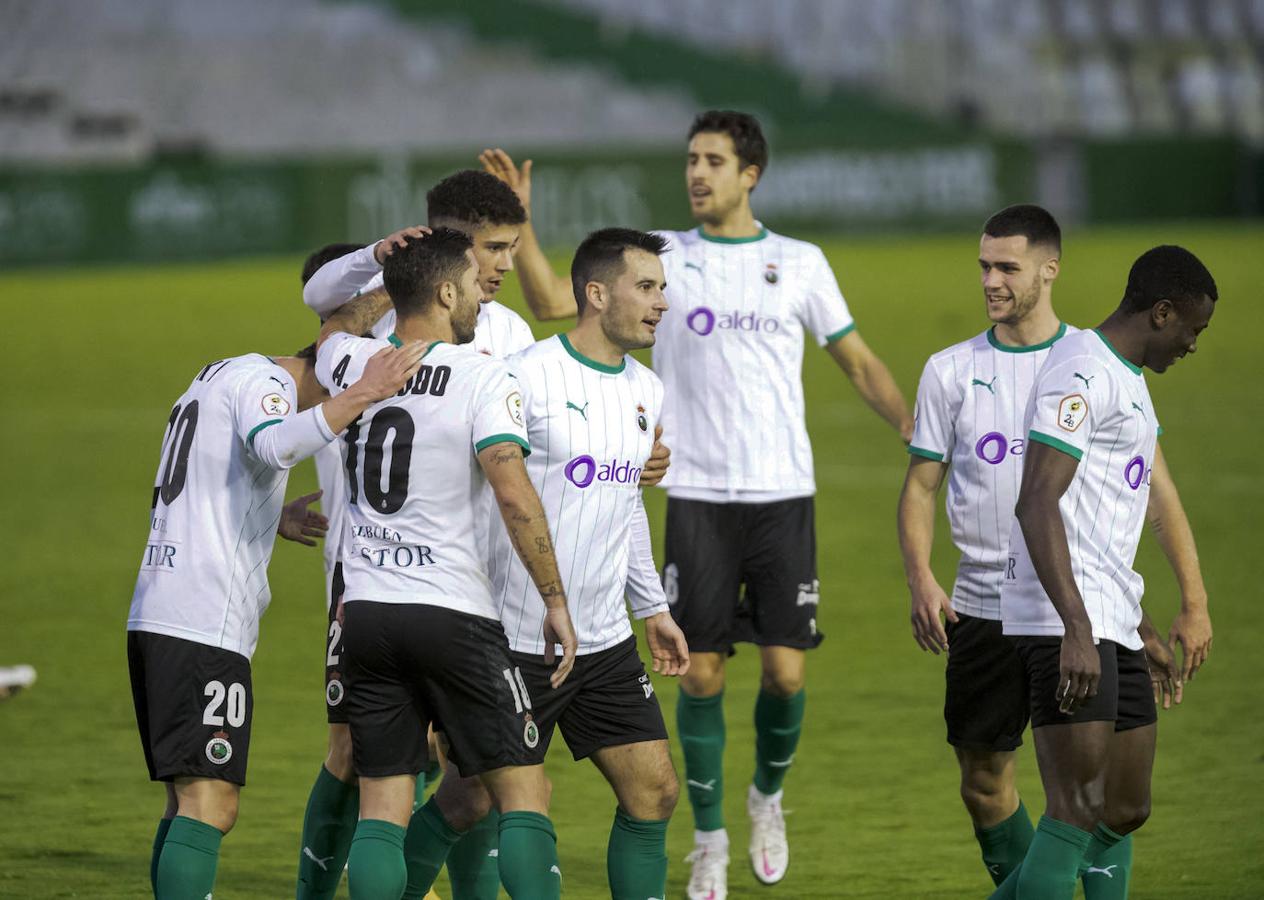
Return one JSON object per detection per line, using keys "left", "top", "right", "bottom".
{"left": 909, "top": 575, "right": 956, "bottom": 654}
{"left": 1142, "top": 628, "right": 1184, "bottom": 709}
{"left": 1168, "top": 605, "right": 1212, "bottom": 682}
{"left": 373, "top": 225, "right": 432, "bottom": 264}
{"left": 278, "top": 490, "right": 328, "bottom": 547}
{"left": 352, "top": 341, "right": 428, "bottom": 401}
{"left": 479, "top": 148, "right": 532, "bottom": 213}
{"left": 639, "top": 425, "right": 671, "bottom": 488}
{"left": 644, "top": 611, "right": 690, "bottom": 677}
{"left": 542, "top": 605, "right": 578, "bottom": 689}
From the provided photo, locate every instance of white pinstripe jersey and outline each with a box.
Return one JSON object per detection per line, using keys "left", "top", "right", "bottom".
{"left": 909, "top": 323, "right": 1076, "bottom": 619}
{"left": 489, "top": 335, "right": 665, "bottom": 655}
{"left": 650, "top": 226, "right": 854, "bottom": 498}
{"left": 128, "top": 355, "right": 299, "bottom": 659}
{"left": 1001, "top": 329, "right": 1160, "bottom": 650}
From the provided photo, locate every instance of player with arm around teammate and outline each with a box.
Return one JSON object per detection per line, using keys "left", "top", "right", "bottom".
{"left": 401, "top": 228, "right": 690, "bottom": 900}
{"left": 128, "top": 334, "right": 424, "bottom": 899}
{"left": 483, "top": 110, "right": 912, "bottom": 898}
{"left": 991, "top": 246, "right": 1217, "bottom": 899}
{"left": 314, "top": 228, "right": 579, "bottom": 900}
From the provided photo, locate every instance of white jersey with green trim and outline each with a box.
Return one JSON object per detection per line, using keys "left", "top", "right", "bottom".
{"left": 487, "top": 335, "right": 667, "bottom": 655}
{"left": 128, "top": 355, "right": 303, "bottom": 658}
{"left": 909, "top": 323, "right": 1078, "bottom": 619}
{"left": 314, "top": 300, "right": 535, "bottom": 605}
{"left": 651, "top": 226, "right": 854, "bottom": 498}
{"left": 1000, "top": 329, "right": 1159, "bottom": 650}
{"left": 315, "top": 333, "right": 530, "bottom": 619}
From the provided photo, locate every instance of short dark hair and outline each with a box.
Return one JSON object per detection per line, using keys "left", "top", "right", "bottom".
{"left": 382, "top": 227, "right": 475, "bottom": 317}
{"left": 688, "top": 110, "right": 769, "bottom": 187}
{"left": 301, "top": 242, "right": 364, "bottom": 285}
{"left": 426, "top": 170, "right": 526, "bottom": 229}
{"left": 982, "top": 205, "right": 1062, "bottom": 255}
{"left": 570, "top": 228, "right": 669, "bottom": 315}
{"left": 1120, "top": 245, "right": 1218, "bottom": 314}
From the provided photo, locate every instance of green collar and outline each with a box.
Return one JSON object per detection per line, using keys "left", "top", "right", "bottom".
{"left": 558, "top": 333, "right": 625, "bottom": 374}
{"left": 696, "top": 225, "right": 768, "bottom": 245}
{"left": 387, "top": 334, "right": 443, "bottom": 359}
{"left": 1093, "top": 329, "right": 1142, "bottom": 375}
{"left": 986, "top": 322, "right": 1067, "bottom": 353}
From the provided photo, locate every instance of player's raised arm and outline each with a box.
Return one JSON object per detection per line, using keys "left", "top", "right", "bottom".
{"left": 317, "top": 287, "right": 393, "bottom": 349}
{"left": 826, "top": 331, "right": 914, "bottom": 443}
{"left": 1013, "top": 441, "right": 1097, "bottom": 712}
{"left": 304, "top": 225, "right": 430, "bottom": 319}
{"left": 898, "top": 457, "right": 956, "bottom": 653}
{"left": 1146, "top": 442, "right": 1212, "bottom": 680}
{"left": 479, "top": 149, "right": 579, "bottom": 321}
{"left": 477, "top": 441, "right": 578, "bottom": 687}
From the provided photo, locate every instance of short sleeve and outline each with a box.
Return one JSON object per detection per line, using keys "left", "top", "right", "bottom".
{"left": 471, "top": 361, "right": 531, "bottom": 457}
{"left": 233, "top": 362, "right": 298, "bottom": 449}
{"left": 314, "top": 331, "right": 368, "bottom": 396}
{"left": 799, "top": 246, "right": 855, "bottom": 347}
{"left": 908, "top": 357, "right": 957, "bottom": 463}
{"left": 508, "top": 313, "right": 536, "bottom": 355}
{"left": 1027, "top": 357, "right": 1106, "bottom": 461}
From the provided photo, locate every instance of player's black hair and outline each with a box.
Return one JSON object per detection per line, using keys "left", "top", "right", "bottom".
{"left": 570, "top": 227, "right": 668, "bottom": 315}
{"left": 688, "top": 110, "right": 769, "bottom": 188}
{"left": 1119, "top": 245, "right": 1218, "bottom": 315}
{"left": 982, "top": 205, "right": 1062, "bottom": 255}
{"left": 301, "top": 242, "right": 365, "bottom": 285}
{"left": 426, "top": 169, "right": 527, "bottom": 228}
{"left": 295, "top": 341, "right": 317, "bottom": 361}
{"left": 383, "top": 227, "right": 475, "bottom": 317}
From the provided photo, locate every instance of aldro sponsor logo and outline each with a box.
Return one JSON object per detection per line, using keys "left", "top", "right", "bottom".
{"left": 1123, "top": 455, "right": 1151, "bottom": 490}
{"left": 563, "top": 455, "right": 643, "bottom": 488}
{"left": 974, "top": 432, "right": 1025, "bottom": 465}
{"left": 686, "top": 306, "right": 782, "bottom": 337}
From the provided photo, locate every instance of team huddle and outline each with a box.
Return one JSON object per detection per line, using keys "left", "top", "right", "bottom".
{"left": 127, "top": 110, "right": 1217, "bottom": 900}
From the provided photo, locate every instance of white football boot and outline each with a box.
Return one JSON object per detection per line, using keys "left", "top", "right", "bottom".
{"left": 686, "top": 835, "right": 729, "bottom": 900}
{"left": 747, "top": 785, "right": 789, "bottom": 884}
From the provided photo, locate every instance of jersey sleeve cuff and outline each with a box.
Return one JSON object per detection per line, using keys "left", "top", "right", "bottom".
{"left": 907, "top": 445, "right": 945, "bottom": 462}
{"left": 475, "top": 433, "right": 531, "bottom": 457}
{"left": 631, "top": 602, "right": 670, "bottom": 620}
{"left": 1028, "top": 429, "right": 1083, "bottom": 461}
{"left": 824, "top": 322, "right": 856, "bottom": 345}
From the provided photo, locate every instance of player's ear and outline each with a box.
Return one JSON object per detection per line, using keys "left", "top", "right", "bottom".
{"left": 437, "top": 280, "right": 457, "bottom": 311}
{"left": 585, "top": 281, "right": 605, "bottom": 312}
{"left": 1150, "top": 298, "right": 1175, "bottom": 329}
{"left": 1043, "top": 257, "right": 1060, "bottom": 283}
{"left": 740, "top": 164, "right": 761, "bottom": 193}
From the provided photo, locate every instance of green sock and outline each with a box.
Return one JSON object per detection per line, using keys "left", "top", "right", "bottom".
{"left": 156, "top": 815, "right": 223, "bottom": 900}
{"left": 297, "top": 765, "right": 360, "bottom": 900}
{"left": 498, "top": 811, "right": 562, "bottom": 900}
{"left": 606, "top": 807, "right": 668, "bottom": 900}
{"left": 447, "top": 809, "right": 501, "bottom": 900}
{"left": 753, "top": 688, "right": 805, "bottom": 795}
{"left": 348, "top": 819, "right": 407, "bottom": 900}
{"left": 403, "top": 797, "right": 463, "bottom": 899}
{"left": 150, "top": 817, "right": 173, "bottom": 897}
{"left": 677, "top": 689, "right": 726, "bottom": 831}
{"left": 1012, "top": 816, "right": 1093, "bottom": 900}
{"left": 1081, "top": 824, "right": 1131, "bottom": 899}
{"left": 974, "top": 800, "right": 1035, "bottom": 886}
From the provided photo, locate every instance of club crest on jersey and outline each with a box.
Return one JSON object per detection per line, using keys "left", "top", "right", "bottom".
{"left": 325, "top": 677, "right": 344, "bottom": 707}
{"left": 506, "top": 390, "right": 524, "bottom": 427}
{"left": 261, "top": 392, "right": 291, "bottom": 416}
{"left": 205, "top": 731, "right": 233, "bottom": 765}
{"left": 1057, "top": 394, "right": 1087, "bottom": 432}
{"left": 523, "top": 714, "right": 540, "bottom": 749}
{"left": 636, "top": 403, "right": 648, "bottom": 432}
{"left": 764, "top": 263, "right": 779, "bottom": 284}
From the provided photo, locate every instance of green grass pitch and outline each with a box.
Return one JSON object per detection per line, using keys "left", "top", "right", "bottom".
{"left": 2, "top": 223, "right": 1261, "bottom": 898}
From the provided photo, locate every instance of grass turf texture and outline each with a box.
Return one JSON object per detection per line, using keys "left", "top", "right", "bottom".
{"left": 2, "top": 223, "right": 1260, "bottom": 898}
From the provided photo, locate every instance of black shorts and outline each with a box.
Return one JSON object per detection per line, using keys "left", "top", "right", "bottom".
{"left": 127, "top": 630, "right": 254, "bottom": 786}
{"left": 664, "top": 496, "right": 822, "bottom": 654}
{"left": 944, "top": 614, "right": 1029, "bottom": 752}
{"left": 510, "top": 636, "right": 668, "bottom": 762}
{"left": 1013, "top": 638, "right": 1157, "bottom": 732}
{"left": 341, "top": 601, "right": 538, "bottom": 778}
{"left": 325, "top": 562, "right": 348, "bottom": 724}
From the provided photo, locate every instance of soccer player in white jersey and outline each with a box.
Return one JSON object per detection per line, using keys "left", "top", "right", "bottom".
{"left": 402, "top": 227, "right": 691, "bottom": 900}
{"left": 989, "top": 246, "right": 1217, "bottom": 900}
{"left": 128, "top": 335, "right": 425, "bottom": 899}
{"left": 480, "top": 109, "right": 912, "bottom": 898}
{"left": 900, "top": 207, "right": 1211, "bottom": 893}
{"left": 314, "top": 228, "right": 579, "bottom": 900}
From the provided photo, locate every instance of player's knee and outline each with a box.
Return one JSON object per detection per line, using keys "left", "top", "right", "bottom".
{"left": 1046, "top": 783, "right": 1105, "bottom": 830}
{"left": 959, "top": 777, "right": 1013, "bottom": 823}
{"left": 683, "top": 658, "right": 725, "bottom": 696}
{"left": 655, "top": 769, "right": 680, "bottom": 819}
{"left": 441, "top": 780, "right": 495, "bottom": 832}
{"left": 759, "top": 668, "right": 804, "bottom": 698}
{"left": 324, "top": 728, "right": 357, "bottom": 784}
{"left": 1106, "top": 797, "right": 1151, "bottom": 835}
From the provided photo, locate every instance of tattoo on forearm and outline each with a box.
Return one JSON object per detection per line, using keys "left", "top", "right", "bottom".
{"left": 328, "top": 288, "right": 392, "bottom": 337}
{"left": 535, "top": 535, "right": 551, "bottom": 555}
